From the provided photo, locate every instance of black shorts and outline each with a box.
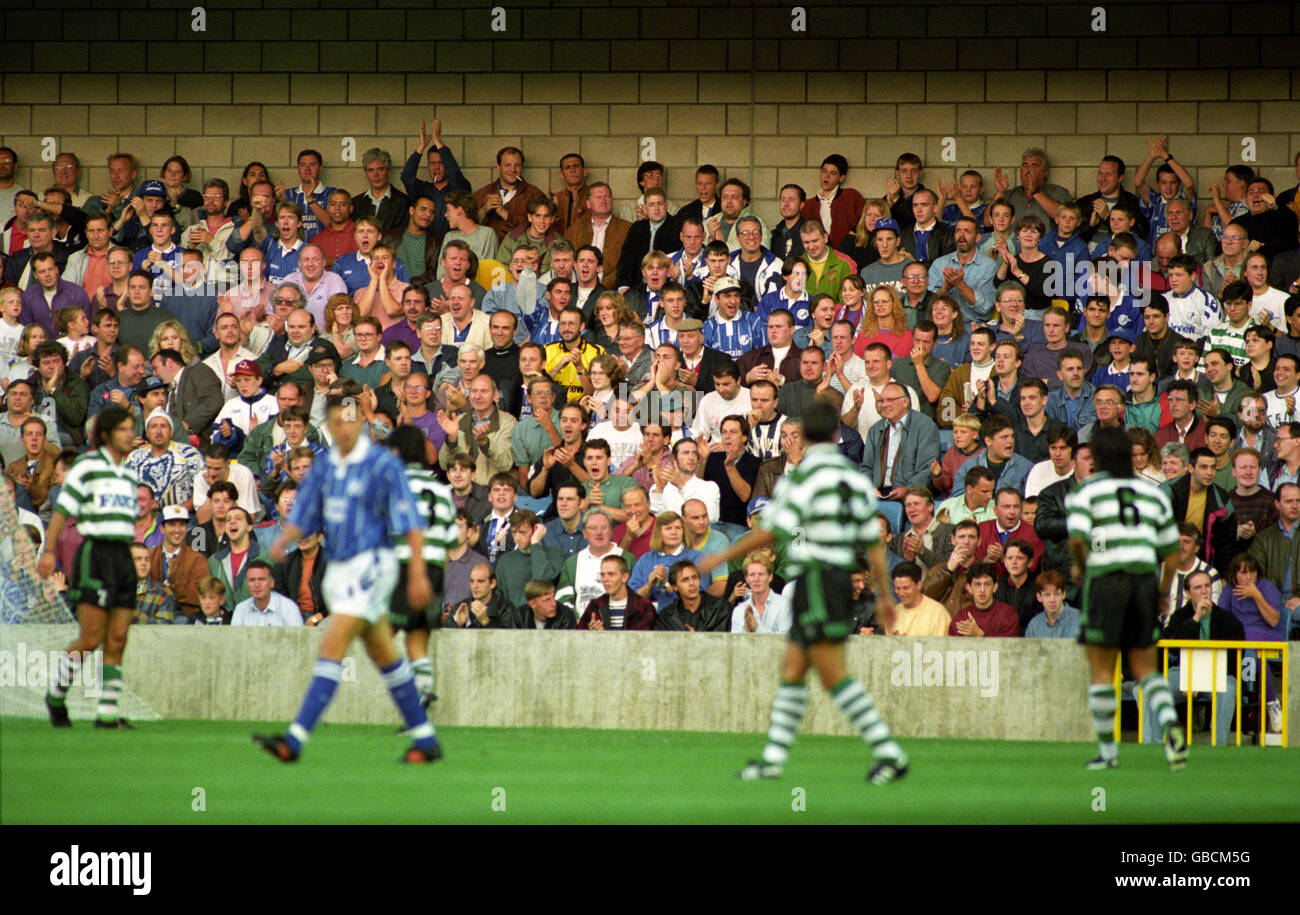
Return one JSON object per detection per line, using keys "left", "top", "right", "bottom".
{"left": 389, "top": 562, "right": 444, "bottom": 632}
{"left": 1078, "top": 570, "right": 1161, "bottom": 649}
{"left": 69, "top": 539, "right": 138, "bottom": 612}
{"left": 789, "top": 565, "right": 855, "bottom": 648}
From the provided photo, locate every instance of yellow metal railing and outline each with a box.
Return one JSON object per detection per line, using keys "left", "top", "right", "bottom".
{"left": 1113, "top": 640, "right": 1289, "bottom": 747}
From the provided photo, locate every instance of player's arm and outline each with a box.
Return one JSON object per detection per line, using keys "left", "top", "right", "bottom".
{"left": 404, "top": 528, "right": 433, "bottom": 609}
{"left": 1157, "top": 551, "right": 1179, "bottom": 620}
{"left": 696, "top": 525, "right": 776, "bottom": 577}
{"left": 1068, "top": 536, "right": 1088, "bottom": 583}
{"left": 865, "top": 540, "right": 895, "bottom": 625}
{"left": 270, "top": 522, "right": 304, "bottom": 562}
{"left": 36, "top": 509, "right": 72, "bottom": 576}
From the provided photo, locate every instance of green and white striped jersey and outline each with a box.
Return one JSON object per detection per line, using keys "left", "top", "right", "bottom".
{"left": 1065, "top": 472, "right": 1178, "bottom": 578}
{"left": 761, "top": 443, "right": 881, "bottom": 576}
{"left": 392, "top": 466, "right": 459, "bottom": 564}
{"left": 53, "top": 448, "right": 140, "bottom": 542}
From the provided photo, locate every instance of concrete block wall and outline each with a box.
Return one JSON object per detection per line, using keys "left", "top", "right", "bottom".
{"left": 4, "top": 625, "right": 1298, "bottom": 746}
{"left": 0, "top": 1, "right": 1296, "bottom": 233}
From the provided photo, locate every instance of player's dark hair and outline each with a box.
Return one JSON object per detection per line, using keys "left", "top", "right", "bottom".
{"left": 964, "top": 465, "right": 995, "bottom": 488}
{"left": 801, "top": 399, "right": 840, "bottom": 445}
{"left": 1188, "top": 446, "right": 1215, "bottom": 467}
{"left": 966, "top": 562, "right": 997, "bottom": 584}
{"left": 1004, "top": 539, "right": 1034, "bottom": 559}
{"left": 204, "top": 444, "right": 230, "bottom": 461}
{"left": 387, "top": 424, "right": 429, "bottom": 466}
{"left": 1091, "top": 426, "right": 1135, "bottom": 478}
{"left": 246, "top": 558, "right": 274, "bottom": 576}
{"left": 92, "top": 405, "right": 134, "bottom": 448}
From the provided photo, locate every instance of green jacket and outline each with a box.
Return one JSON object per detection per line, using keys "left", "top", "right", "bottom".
{"left": 240, "top": 420, "right": 324, "bottom": 482}
{"left": 208, "top": 540, "right": 266, "bottom": 616}
{"left": 1196, "top": 379, "right": 1252, "bottom": 423}
{"left": 1246, "top": 522, "right": 1300, "bottom": 596}
{"left": 494, "top": 542, "right": 567, "bottom": 608}
{"left": 802, "top": 250, "right": 855, "bottom": 301}
{"left": 40, "top": 376, "right": 90, "bottom": 444}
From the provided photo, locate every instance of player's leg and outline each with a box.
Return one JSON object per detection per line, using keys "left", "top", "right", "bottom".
{"left": 362, "top": 618, "right": 441, "bottom": 761}
{"left": 1128, "top": 644, "right": 1186, "bottom": 769}
{"left": 809, "top": 640, "right": 908, "bottom": 783}
{"left": 1083, "top": 643, "right": 1121, "bottom": 767}
{"left": 45, "top": 602, "right": 107, "bottom": 726}
{"left": 738, "top": 642, "right": 811, "bottom": 780}
{"left": 93, "top": 607, "right": 135, "bottom": 728}
{"left": 406, "top": 630, "right": 434, "bottom": 706}
{"left": 257, "top": 611, "right": 368, "bottom": 760}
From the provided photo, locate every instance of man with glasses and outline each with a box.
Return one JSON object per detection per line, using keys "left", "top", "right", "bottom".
{"left": 181, "top": 179, "right": 237, "bottom": 277}
{"left": 1204, "top": 225, "right": 1251, "bottom": 299}
{"left": 341, "top": 318, "right": 389, "bottom": 390}
{"left": 726, "top": 215, "right": 782, "bottom": 299}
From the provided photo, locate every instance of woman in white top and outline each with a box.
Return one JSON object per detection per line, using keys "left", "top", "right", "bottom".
{"left": 730, "top": 552, "right": 792, "bottom": 634}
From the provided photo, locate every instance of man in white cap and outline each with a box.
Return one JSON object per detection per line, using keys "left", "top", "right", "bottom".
{"left": 125, "top": 407, "right": 205, "bottom": 511}
{"left": 148, "top": 504, "right": 208, "bottom": 623}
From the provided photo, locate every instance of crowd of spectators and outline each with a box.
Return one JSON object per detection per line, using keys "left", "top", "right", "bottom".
{"left": 0, "top": 131, "right": 1296, "bottom": 730}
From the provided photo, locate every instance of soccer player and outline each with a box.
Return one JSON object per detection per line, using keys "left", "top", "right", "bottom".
{"left": 39, "top": 407, "right": 142, "bottom": 729}
{"left": 1066, "top": 425, "right": 1186, "bottom": 771}
{"left": 255, "top": 389, "right": 440, "bottom": 763}
{"left": 386, "top": 425, "right": 458, "bottom": 709}
{"left": 697, "top": 399, "right": 908, "bottom": 785}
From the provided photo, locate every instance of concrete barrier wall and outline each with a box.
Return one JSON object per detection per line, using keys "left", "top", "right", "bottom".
{"left": 3, "top": 625, "right": 1296, "bottom": 745}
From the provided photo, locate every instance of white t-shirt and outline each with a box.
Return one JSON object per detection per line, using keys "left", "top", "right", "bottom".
{"left": 1252, "top": 287, "right": 1290, "bottom": 331}
{"left": 588, "top": 421, "right": 643, "bottom": 470}
{"left": 690, "top": 387, "right": 752, "bottom": 444}
{"left": 1024, "top": 460, "right": 1075, "bottom": 498}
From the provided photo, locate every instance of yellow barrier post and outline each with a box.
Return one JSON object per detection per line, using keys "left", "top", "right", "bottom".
{"left": 1155, "top": 639, "right": 1289, "bottom": 748}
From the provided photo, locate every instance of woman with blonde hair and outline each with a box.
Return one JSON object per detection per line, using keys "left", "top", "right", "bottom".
{"left": 629, "top": 511, "right": 705, "bottom": 612}
{"left": 323, "top": 294, "right": 357, "bottom": 359}
{"left": 854, "top": 285, "right": 913, "bottom": 358}
{"left": 838, "top": 197, "right": 889, "bottom": 269}
{"left": 586, "top": 290, "right": 637, "bottom": 352}
{"left": 148, "top": 319, "right": 198, "bottom": 365}
{"left": 2, "top": 313, "right": 44, "bottom": 388}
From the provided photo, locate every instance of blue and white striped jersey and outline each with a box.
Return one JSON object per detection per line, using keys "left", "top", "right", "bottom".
{"left": 704, "top": 311, "right": 767, "bottom": 358}
{"left": 288, "top": 436, "right": 423, "bottom": 563}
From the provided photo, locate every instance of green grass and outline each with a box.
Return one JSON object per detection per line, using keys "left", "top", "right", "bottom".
{"left": 3, "top": 718, "right": 1298, "bottom": 824}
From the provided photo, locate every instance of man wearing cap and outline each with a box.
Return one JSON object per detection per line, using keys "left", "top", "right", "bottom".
{"left": 148, "top": 505, "right": 208, "bottom": 623}
{"left": 133, "top": 373, "right": 169, "bottom": 438}
{"left": 211, "top": 360, "right": 279, "bottom": 457}
{"left": 1090, "top": 332, "right": 1137, "bottom": 393}
{"left": 110, "top": 179, "right": 170, "bottom": 252}
{"left": 126, "top": 408, "right": 205, "bottom": 510}
{"left": 703, "top": 277, "right": 765, "bottom": 360}
{"left": 303, "top": 341, "right": 340, "bottom": 428}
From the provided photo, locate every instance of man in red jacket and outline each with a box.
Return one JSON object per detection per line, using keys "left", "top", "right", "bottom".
{"left": 976, "top": 488, "right": 1044, "bottom": 577}
{"left": 948, "top": 563, "right": 1022, "bottom": 637}
{"left": 578, "top": 554, "right": 656, "bottom": 630}
{"left": 800, "top": 154, "right": 865, "bottom": 249}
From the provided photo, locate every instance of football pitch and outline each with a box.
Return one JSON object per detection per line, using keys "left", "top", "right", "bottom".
{"left": 3, "top": 717, "right": 1297, "bottom": 824}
